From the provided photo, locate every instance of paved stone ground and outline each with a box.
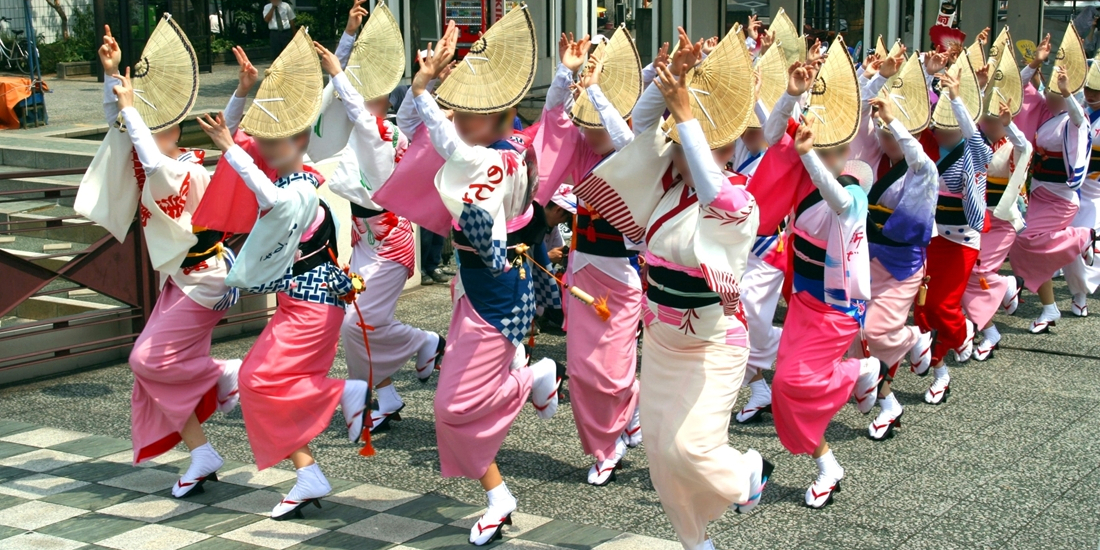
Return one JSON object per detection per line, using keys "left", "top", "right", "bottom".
{"left": 0, "top": 264, "right": 1098, "bottom": 549}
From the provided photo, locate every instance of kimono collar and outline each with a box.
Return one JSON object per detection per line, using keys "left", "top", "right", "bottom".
{"left": 274, "top": 167, "right": 324, "bottom": 189}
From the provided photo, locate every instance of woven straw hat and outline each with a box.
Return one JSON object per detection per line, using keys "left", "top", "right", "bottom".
{"left": 1086, "top": 56, "right": 1100, "bottom": 91}
{"left": 435, "top": 5, "right": 537, "bottom": 113}
{"left": 967, "top": 40, "right": 985, "bottom": 74}
{"left": 931, "top": 54, "right": 981, "bottom": 129}
{"left": 662, "top": 27, "right": 755, "bottom": 148}
{"left": 733, "top": 22, "right": 746, "bottom": 45}
{"left": 130, "top": 14, "right": 199, "bottom": 132}
{"left": 988, "top": 27, "right": 1013, "bottom": 66}
{"left": 879, "top": 53, "right": 930, "bottom": 135}
{"left": 805, "top": 35, "right": 860, "bottom": 149}
{"left": 345, "top": 3, "right": 405, "bottom": 101}
{"left": 875, "top": 35, "right": 888, "bottom": 56}
{"left": 771, "top": 8, "right": 805, "bottom": 65}
{"left": 983, "top": 46, "right": 1022, "bottom": 117}
{"left": 240, "top": 28, "right": 323, "bottom": 138}
{"left": 570, "top": 26, "right": 642, "bottom": 128}
{"left": 1055, "top": 23, "right": 1087, "bottom": 94}
{"left": 749, "top": 43, "right": 787, "bottom": 129}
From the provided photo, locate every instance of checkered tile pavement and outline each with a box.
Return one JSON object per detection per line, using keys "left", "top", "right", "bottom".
{"left": 0, "top": 419, "right": 679, "bottom": 550}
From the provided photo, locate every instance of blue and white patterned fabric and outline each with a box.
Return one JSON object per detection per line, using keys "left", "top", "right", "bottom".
{"left": 212, "top": 247, "right": 241, "bottom": 311}
{"left": 460, "top": 264, "right": 535, "bottom": 347}
{"left": 530, "top": 242, "right": 562, "bottom": 310}
{"left": 248, "top": 261, "right": 353, "bottom": 308}
{"left": 459, "top": 202, "right": 508, "bottom": 275}
{"left": 939, "top": 134, "right": 990, "bottom": 231}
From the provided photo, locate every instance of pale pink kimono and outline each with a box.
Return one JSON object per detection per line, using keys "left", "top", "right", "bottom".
{"left": 1009, "top": 73, "right": 1092, "bottom": 292}
{"left": 130, "top": 280, "right": 228, "bottom": 463}
{"left": 537, "top": 103, "right": 641, "bottom": 462}
{"left": 962, "top": 131, "right": 1030, "bottom": 329}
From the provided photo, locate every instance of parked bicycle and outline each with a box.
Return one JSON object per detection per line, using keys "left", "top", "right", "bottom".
{"left": 0, "top": 17, "right": 32, "bottom": 74}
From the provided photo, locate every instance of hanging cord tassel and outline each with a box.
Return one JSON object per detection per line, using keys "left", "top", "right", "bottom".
{"left": 332, "top": 250, "right": 377, "bottom": 457}
{"left": 514, "top": 244, "right": 611, "bottom": 322}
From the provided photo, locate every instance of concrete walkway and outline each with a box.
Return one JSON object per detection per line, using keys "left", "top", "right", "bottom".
{"left": 0, "top": 272, "right": 1098, "bottom": 549}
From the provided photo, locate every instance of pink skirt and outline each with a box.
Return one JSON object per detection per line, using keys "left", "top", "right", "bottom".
{"left": 239, "top": 295, "right": 345, "bottom": 470}
{"left": 434, "top": 295, "right": 533, "bottom": 479}
{"left": 772, "top": 291, "right": 860, "bottom": 456}
{"left": 342, "top": 246, "right": 429, "bottom": 382}
{"left": 860, "top": 259, "right": 922, "bottom": 368}
{"left": 963, "top": 215, "right": 1017, "bottom": 328}
{"left": 566, "top": 265, "right": 642, "bottom": 462}
{"left": 129, "top": 280, "right": 227, "bottom": 464}
{"left": 1011, "top": 186, "right": 1091, "bottom": 292}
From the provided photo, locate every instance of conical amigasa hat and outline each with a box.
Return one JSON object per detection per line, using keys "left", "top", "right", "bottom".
{"left": 435, "top": 5, "right": 537, "bottom": 113}
{"left": 771, "top": 8, "right": 805, "bottom": 65}
{"left": 1055, "top": 23, "right": 1087, "bottom": 94}
{"left": 1086, "top": 56, "right": 1100, "bottom": 91}
{"left": 878, "top": 53, "right": 930, "bottom": 135}
{"left": 931, "top": 54, "right": 981, "bottom": 129}
{"left": 663, "top": 27, "right": 755, "bottom": 148}
{"left": 570, "top": 26, "right": 642, "bottom": 128}
{"left": 988, "top": 26, "right": 1013, "bottom": 67}
{"left": 130, "top": 14, "right": 199, "bottom": 132}
{"left": 805, "top": 35, "right": 860, "bottom": 148}
{"left": 875, "top": 35, "right": 888, "bottom": 56}
{"left": 240, "top": 28, "right": 323, "bottom": 139}
{"left": 967, "top": 40, "right": 986, "bottom": 74}
{"left": 344, "top": 3, "right": 405, "bottom": 101}
{"left": 984, "top": 46, "right": 1023, "bottom": 118}
{"left": 750, "top": 43, "right": 787, "bottom": 129}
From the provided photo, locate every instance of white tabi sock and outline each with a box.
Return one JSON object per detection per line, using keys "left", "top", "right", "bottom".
{"left": 879, "top": 392, "right": 901, "bottom": 415}
{"left": 375, "top": 384, "right": 403, "bottom": 414}
{"left": 486, "top": 482, "right": 516, "bottom": 510}
{"left": 815, "top": 450, "right": 842, "bottom": 479}
{"left": 982, "top": 325, "right": 1001, "bottom": 346}
{"left": 1043, "top": 303, "right": 1059, "bottom": 316}
{"left": 933, "top": 365, "right": 949, "bottom": 381}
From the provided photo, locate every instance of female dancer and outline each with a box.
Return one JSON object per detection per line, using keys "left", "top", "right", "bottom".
{"left": 319, "top": 17, "right": 444, "bottom": 433}
{"left": 912, "top": 63, "right": 991, "bottom": 404}
{"left": 536, "top": 32, "right": 642, "bottom": 486}
{"left": 758, "top": 50, "right": 882, "bottom": 507}
{"left": 404, "top": 17, "right": 559, "bottom": 545}
{"left": 577, "top": 28, "right": 773, "bottom": 549}
{"left": 78, "top": 26, "right": 240, "bottom": 498}
{"left": 1013, "top": 34, "right": 1095, "bottom": 333}
{"left": 962, "top": 98, "right": 1031, "bottom": 360}
{"left": 197, "top": 37, "right": 369, "bottom": 519}
{"left": 1058, "top": 60, "right": 1100, "bottom": 317}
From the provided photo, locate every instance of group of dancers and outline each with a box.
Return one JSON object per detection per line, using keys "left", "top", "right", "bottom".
{"left": 72, "top": 5, "right": 1100, "bottom": 550}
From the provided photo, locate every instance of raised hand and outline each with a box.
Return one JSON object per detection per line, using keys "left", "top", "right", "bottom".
{"left": 924, "top": 50, "right": 949, "bottom": 75}
{"left": 787, "top": 61, "right": 815, "bottom": 96}
{"left": 879, "top": 47, "right": 906, "bottom": 79}
{"left": 701, "top": 36, "right": 719, "bottom": 56}
{"left": 98, "top": 25, "right": 121, "bottom": 76}
{"left": 1055, "top": 65, "right": 1071, "bottom": 97}
{"left": 939, "top": 70, "right": 960, "bottom": 100}
{"left": 412, "top": 21, "right": 458, "bottom": 96}
{"left": 747, "top": 15, "right": 761, "bottom": 40}
{"left": 794, "top": 117, "right": 816, "bottom": 155}
{"left": 196, "top": 112, "right": 235, "bottom": 152}
{"left": 977, "top": 26, "right": 990, "bottom": 45}
{"left": 1031, "top": 33, "right": 1051, "bottom": 68}
{"left": 654, "top": 42, "right": 671, "bottom": 72}
{"left": 806, "top": 38, "right": 825, "bottom": 67}
{"left": 345, "top": 0, "right": 367, "bottom": 35}
{"left": 558, "top": 32, "right": 572, "bottom": 62}
{"left": 233, "top": 46, "right": 258, "bottom": 97}
{"left": 868, "top": 96, "right": 893, "bottom": 125}
{"left": 562, "top": 33, "right": 591, "bottom": 73}
{"left": 314, "top": 41, "right": 342, "bottom": 77}
{"left": 998, "top": 99, "right": 1013, "bottom": 126}
{"left": 653, "top": 61, "right": 692, "bottom": 123}
{"left": 670, "top": 27, "right": 701, "bottom": 76}
{"left": 975, "top": 61, "right": 992, "bottom": 90}
{"left": 112, "top": 67, "right": 134, "bottom": 109}
{"left": 578, "top": 54, "right": 604, "bottom": 89}
{"left": 758, "top": 29, "right": 775, "bottom": 55}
